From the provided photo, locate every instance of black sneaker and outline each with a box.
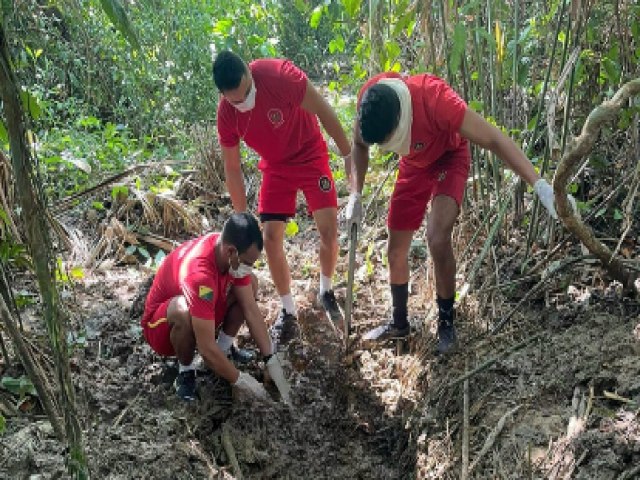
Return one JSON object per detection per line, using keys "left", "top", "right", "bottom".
{"left": 436, "top": 317, "right": 457, "bottom": 355}
{"left": 362, "top": 322, "right": 410, "bottom": 342}
{"left": 318, "top": 290, "right": 344, "bottom": 326}
{"left": 270, "top": 309, "right": 298, "bottom": 348}
{"left": 228, "top": 344, "right": 256, "bottom": 364}
{"left": 174, "top": 370, "right": 197, "bottom": 401}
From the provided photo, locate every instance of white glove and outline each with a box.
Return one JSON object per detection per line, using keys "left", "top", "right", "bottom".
{"left": 346, "top": 192, "right": 362, "bottom": 228}
{"left": 534, "top": 179, "right": 577, "bottom": 220}
{"left": 232, "top": 372, "right": 268, "bottom": 401}
{"left": 266, "top": 354, "right": 292, "bottom": 405}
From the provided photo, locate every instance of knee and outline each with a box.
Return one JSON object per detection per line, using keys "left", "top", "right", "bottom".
{"left": 427, "top": 229, "right": 452, "bottom": 256}
{"left": 263, "top": 229, "right": 281, "bottom": 251}
{"left": 167, "top": 296, "right": 191, "bottom": 329}
{"left": 318, "top": 223, "right": 337, "bottom": 247}
{"left": 387, "top": 243, "right": 408, "bottom": 269}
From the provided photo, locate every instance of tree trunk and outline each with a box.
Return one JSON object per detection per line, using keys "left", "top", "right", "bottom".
{"left": 0, "top": 24, "right": 88, "bottom": 479}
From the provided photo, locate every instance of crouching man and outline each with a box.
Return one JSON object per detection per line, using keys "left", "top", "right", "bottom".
{"left": 141, "top": 212, "right": 290, "bottom": 403}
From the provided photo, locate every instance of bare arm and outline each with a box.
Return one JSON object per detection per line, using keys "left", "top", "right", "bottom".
{"left": 191, "top": 316, "right": 239, "bottom": 383}
{"left": 458, "top": 109, "right": 540, "bottom": 186}
{"left": 233, "top": 283, "right": 273, "bottom": 356}
{"left": 301, "top": 80, "right": 352, "bottom": 157}
{"left": 350, "top": 120, "right": 371, "bottom": 193}
{"left": 222, "top": 144, "right": 247, "bottom": 212}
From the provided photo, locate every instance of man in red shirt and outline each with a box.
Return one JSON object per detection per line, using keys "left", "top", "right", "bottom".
{"left": 347, "top": 73, "right": 569, "bottom": 354}
{"left": 213, "top": 51, "right": 352, "bottom": 344}
{"left": 142, "top": 213, "right": 290, "bottom": 402}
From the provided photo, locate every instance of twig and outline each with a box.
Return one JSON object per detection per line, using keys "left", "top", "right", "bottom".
{"left": 221, "top": 421, "right": 243, "bottom": 480}
{"left": 112, "top": 392, "right": 141, "bottom": 428}
{"left": 461, "top": 360, "right": 470, "bottom": 480}
{"left": 178, "top": 440, "right": 220, "bottom": 480}
{"left": 617, "top": 464, "right": 640, "bottom": 480}
{"left": 448, "top": 332, "right": 545, "bottom": 389}
{"left": 468, "top": 405, "right": 522, "bottom": 474}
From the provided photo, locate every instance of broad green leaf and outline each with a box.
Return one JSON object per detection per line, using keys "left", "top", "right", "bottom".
{"left": 341, "top": 0, "right": 361, "bottom": 18}
{"left": 328, "top": 35, "right": 345, "bottom": 54}
{"left": 138, "top": 246, "right": 150, "bottom": 258}
{"left": 20, "top": 90, "right": 42, "bottom": 120}
{"left": 154, "top": 249, "right": 166, "bottom": 266}
{"left": 100, "top": 0, "right": 141, "bottom": 49}
{"left": 614, "top": 209, "right": 623, "bottom": 221}
{"left": 92, "top": 201, "right": 105, "bottom": 211}
{"left": 285, "top": 220, "right": 299, "bottom": 237}
{"left": 309, "top": 5, "right": 323, "bottom": 29}
{"left": 449, "top": 23, "right": 467, "bottom": 74}
{"left": 0, "top": 413, "right": 5, "bottom": 434}
{"left": 1, "top": 375, "right": 37, "bottom": 397}
{"left": 468, "top": 100, "right": 484, "bottom": 112}
{"left": 602, "top": 58, "right": 620, "bottom": 84}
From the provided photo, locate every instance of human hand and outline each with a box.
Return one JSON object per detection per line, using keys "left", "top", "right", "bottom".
{"left": 265, "top": 354, "right": 292, "bottom": 405}
{"left": 534, "top": 179, "right": 577, "bottom": 220}
{"left": 232, "top": 372, "right": 268, "bottom": 401}
{"left": 346, "top": 192, "right": 362, "bottom": 229}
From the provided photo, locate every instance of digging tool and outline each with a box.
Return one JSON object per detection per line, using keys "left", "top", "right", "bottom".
{"left": 344, "top": 222, "right": 358, "bottom": 353}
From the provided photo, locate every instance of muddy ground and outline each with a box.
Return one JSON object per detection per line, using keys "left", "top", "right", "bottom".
{"left": 1, "top": 202, "right": 639, "bottom": 479}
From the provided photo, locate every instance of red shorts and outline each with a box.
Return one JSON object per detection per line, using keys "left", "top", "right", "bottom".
{"left": 388, "top": 142, "right": 470, "bottom": 231}
{"left": 258, "top": 157, "right": 338, "bottom": 216}
{"left": 142, "top": 297, "right": 229, "bottom": 357}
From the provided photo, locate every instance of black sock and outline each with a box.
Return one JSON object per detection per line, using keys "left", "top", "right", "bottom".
{"left": 437, "top": 296, "right": 455, "bottom": 322}
{"left": 391, "top": 283, "right": 409, "bottom": 328}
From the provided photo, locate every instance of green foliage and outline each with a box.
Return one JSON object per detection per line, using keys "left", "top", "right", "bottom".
{"left": 99, "top": 0, "right": 140, "bottom": 49}
{"left": 1, "top": 375, "right": 37, "bottom": 398}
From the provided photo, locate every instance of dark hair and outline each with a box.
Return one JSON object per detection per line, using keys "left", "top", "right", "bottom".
{"left": 212, "top": 51, "right": 247, "bottom": 92}
{"left": 358, "top": 83, "right": 401, "bottom": 144}
{"left": 221, "top": 212, "right": 263, "bottom": 253}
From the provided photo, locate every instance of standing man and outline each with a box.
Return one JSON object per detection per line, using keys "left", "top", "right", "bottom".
{"left": 213, "top": 51, "right": 352, "bottom": 344}
{"left": 142, "top": 213, "right": 289, "bottom": 403}
{"left": 347, "top": 72, "right": 566, "bottom": 354}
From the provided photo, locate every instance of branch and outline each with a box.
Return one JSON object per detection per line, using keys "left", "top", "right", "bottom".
{"left": 553, "top": 78, "right": 640, "bottom": 293}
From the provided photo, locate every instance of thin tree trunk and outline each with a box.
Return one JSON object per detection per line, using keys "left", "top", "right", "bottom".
{"left": 0, "top": 24, "right": 88, "bottom": 479}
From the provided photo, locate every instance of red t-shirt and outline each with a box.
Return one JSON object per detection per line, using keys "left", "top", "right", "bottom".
{"left": 358, "top": 73, "right": 468, "bottom": 168}
{"left": 142, "top": 233, "right": 251, "bottom": 326}
{"left": 217, "top": 59, "right": 327, "bottom": 172}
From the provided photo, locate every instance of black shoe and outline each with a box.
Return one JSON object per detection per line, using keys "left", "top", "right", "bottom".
{"left": 174, "top": 370, "right": 197, "bottom": 401}
{"left": 228, "top": 344, "right": 256, "bottom": 364}
{"left": 318, "top": 290, "right": 344, "bottom": 326}
{"left": 436, "top": 317, "right": 457, "bottom": 355}
{"left": 362, "top": 322, "right": 410, "bottom": 342}
{"left": 270, "top": 309, "right": 298, "bottom": 348}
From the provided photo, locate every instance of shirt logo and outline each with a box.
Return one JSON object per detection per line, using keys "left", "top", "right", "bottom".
{"left": 437, "top": 171, "right": 447, "bottom": 182}
{"left": 198, "top": 285, "right": 214, "bottom": 302}
{"left": 267, "top": 108, "right": 284, "bottom": 128}
{"left": 414, "top": 142, "right": 425, "bottom": 151}
{"left": 318, "top": 175, "right": 332, "bottom": 192}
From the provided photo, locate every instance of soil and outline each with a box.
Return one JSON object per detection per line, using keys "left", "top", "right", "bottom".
{"left": 1, "top": 201, "right": 639, "bottom": 480}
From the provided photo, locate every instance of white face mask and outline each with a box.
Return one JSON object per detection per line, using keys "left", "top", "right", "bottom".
{"left": 229, "top": 262, "right": 253, "bottom": 278}
{"left": 232, "top": 81, "right": 257, "bottom": 113}
{"left": 377, "top": 79, "right": 412, "bottom": 156}
{"left": 229, "top": 250, "right": 253, "bottom": 278}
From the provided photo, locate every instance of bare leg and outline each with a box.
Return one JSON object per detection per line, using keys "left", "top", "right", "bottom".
{"left": 262, "top": 220, "right": 291, "bottom": 296}
{"left": 311, "top": 207, "right": 338, "bottom": 279}
{"left": 167, "top": 296, "right": 196, "bottom": 366}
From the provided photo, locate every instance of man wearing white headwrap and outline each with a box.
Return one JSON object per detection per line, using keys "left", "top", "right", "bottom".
{"left": 347, "top": 72, "right": 572, "bottom": 354}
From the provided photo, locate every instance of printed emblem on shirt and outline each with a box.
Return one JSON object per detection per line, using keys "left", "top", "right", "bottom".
{"left": 437, "top": 171, "right": 447, "bottom": 182}
{"left": 267, "top": 108, "right": 284, "bottom": 128}
{"left": 318, "top": 175, "right": 332, "bottom": 192}
{"left": 198, "top": 285, "right": 214, "bottom": 302}
{"left": 414, "top": 142, "right": 425, "bottom": 151}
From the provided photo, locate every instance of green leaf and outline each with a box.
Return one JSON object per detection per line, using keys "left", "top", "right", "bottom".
{"left": 328, "top": 35, "right": 345, "bottom": 54}
{"left": 469, "top": 100, "right": 484, "bottom": 113}
{"left": 0, "top": 120, "right": 7, "bottom": 143}
{"left": 138, "top": 246, "right": 150, "bottom": 259}
{"left": 602, "top": 58, "right": 620, "bottom": 84}
{"left": 614, "top": 209, "right": 623, "bottom": 221}
{"left": 70, "top": 266, "right": 85, "bottom": 280}
{"left": 125, "top": 245, "right": 137, "bottom": 255}
{"left": 100, "top": 0, "right": 141, "bottom": 49}
{"left": 285, "top": 220, "right": 299, "bottom": 237}
{"left": 341, "top": 0, "right": 361, "bottom": 18}
{"left": 154, "top": 249, "right": 166, "bottom": 266}
{"left": 0, "top": 413, "right": 5, "bottom": 434}
{"left": 91, "top": 201, "right": 105, "bottom": 211}
{"left": 449, "top": 23, "right": 467, "bottom": 74}
{"left": 309, "top": 5, "right": 323, "bottom": 29}
{"left": 20, "top": 90, "right": 42, "bottom": 120}
{"left": 1, "top": 375, "right": 37, "bottom": 398}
